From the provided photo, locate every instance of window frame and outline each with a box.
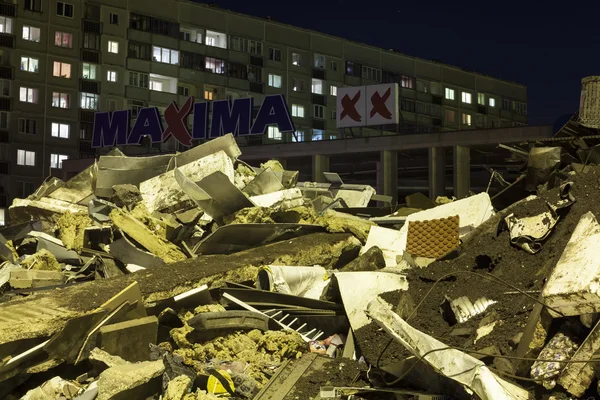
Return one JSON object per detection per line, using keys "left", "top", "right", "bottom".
{"left": 54, "top": 31, "right": 73, "bottom": 48}
{"left": 22, "top": 25, "right": 41, "bottom": 42}
{"left": 51, "top": 92, "right": 70, "bottom": 109}
{"left": 17, "top": 149, "right": 35, "bottom": 166}
{"left": 56, "top": 1, "right": 74, "bottom": 18}
{"left": 313, "top": 104, "right": 325, "bottom": 119}
{"left": 53, "top": 61, "right": 72, "bottom": 79}
{"left": 51, "top": 122, "right": 70, "bottom": 139}
{"left": 107, "top": 40, "right": 119, "bottom": 54}
{"left": 268, "top": 73, "right": 282, "bottom": 88}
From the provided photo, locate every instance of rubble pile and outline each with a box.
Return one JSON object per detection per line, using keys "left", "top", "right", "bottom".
{"left": 4, "top": 135, "right": 600, "bottom": 399}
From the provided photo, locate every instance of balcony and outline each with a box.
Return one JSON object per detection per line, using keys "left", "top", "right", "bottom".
{"left": 79, "top": 140, "right": 94, "bottom": 153}
{"left": 0, "top": 98, "right": 10, "bottom": 111}
{"left": 82, "top": 20, "right": 103, "bottom": 34}
{"left": 312, "top": 94, "right": 326, "bottom": 106}
{"left": 81, "top": 49, "right": 100, "bottom": 64}
{"left": 0, "top": 33, "right": 14, "bottom": 48}
{"left": 79, "top": 109, "right": 95, "bottom": 123}
{"left": 249, "top": 56, "right": 263, "bottom": 67}
{"left": 0, "top": 65, "right": 12, "bottom": 80}
{"left": 478, "top": 105, "right": 487, "bottom": 115}
{"left": 312, "top": 119, "right": 326, "bottom": 130}
{"left": 249, "top": 82, "right": 263, "bottom": 94}
{"left": 312, "top": 68, "right": 326, "bottom": 80}
{"left": 80, "top": 79, "right": 100, "bottom": 94}
{"left": 0, "top": 2, "right": 16, "bottom": 17}
{"left": 0, "top": 130, "right": 8, "bottom": 142}
{"left": 432, "top": 95, "right": 442, "bottom": 105}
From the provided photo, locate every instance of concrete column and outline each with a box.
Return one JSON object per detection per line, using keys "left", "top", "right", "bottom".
{"left": 380, "top": 150, "right": 398, "bottom": 205}
{"left": 428, "top": 147, "right": 446, "bottom": 200}
{"left": 453, "top": 145, "right": 471, "bottom": 199}
{"left": 312, "top": 154, "right": 330, "bottom": 183}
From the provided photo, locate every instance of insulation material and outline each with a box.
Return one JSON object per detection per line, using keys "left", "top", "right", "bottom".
{"left": 405, "top": 215, "right": 460, "bottom": 259}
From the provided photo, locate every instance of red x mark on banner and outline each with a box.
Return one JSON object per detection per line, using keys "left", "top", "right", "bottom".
{"left": 370, "top": 88, "right": 392, "bottom": 119}
{"left": 340, "top": 91, "right": 362, "bottom": 122}
{"left": 163, "top": 96, "right": 195, "bottom": 146}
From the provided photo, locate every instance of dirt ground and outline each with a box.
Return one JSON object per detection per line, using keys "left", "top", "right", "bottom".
{"left": 401, "top": 167, "right": 600, "bottom": 367}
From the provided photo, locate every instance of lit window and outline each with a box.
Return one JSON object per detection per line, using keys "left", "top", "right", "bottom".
{"left": 312, "top": 79, "right": 323, "bottom": 95}
{"left": 0, "top": 17, "right": 13, "bottom": 34}
{"left": 0, "top": 209, "right": 5, "bottom": 226}
{"left": 313, "top": 104, "right": 324, "bottom": 119}
{"left": 331, "top": 61, "right": 337, "bottom": 72}
{"left": 18, "top": 118, "right": 36, "bottom": 135}
{"left": 462, "top": 113, "right": 472, "bottom": 126}
{"left": 489, "top": 97, "right": 496, "bottom": 107}
{"left": 312, "top": 129, "right": 324, "bottom": 141}
{"left": 205, "top": 30, "right": 227, "bottom": 49}
{"left": 292, "top": 130, "right": 304, "bottom": 142}
{"left": 461, "top": 92, "right": 472, "bottom": 104}
{"left": 82, "top": 63, "right": 97, "bottom": 80}
{"left": 80, "top": 93, "right": 98, "bottom": 110}
{"left": 53, "top": 61, "right": 71, "bottom": 78}
{"left": 291, "top": 104, "right": 304, "bottom": 118}
{"left": 17, "top": 149, "right": 35, "bottom": 166}
{"left": 314, "top": 54, "right": 325, "bottom": 69}
{"left": 52, "top": 92, "right": 69, "bottom": 109}
{"left": 268, "top": 74, "right": 282, "bottom": 88}
{"left": 204, "top": 90, "right": 213, "bottom": 101}
{"left": 401, "top": 75, "right": 414, "bottom": 89}
{"left": 445, "top": 88, "right": 455, "bottom": 100}
{"left": 20, "top": 57, "right": 39, "bottom": 73}
{"left": 55, "top": 32, "right": 73, "bottom": 48}
{"left": 50, "top": 154, "right": 69, "bottom": 169}
{"left": 269, "top": 48, "right": 281, "bottom": 62}
{"left": 108, "top": 40, "right": 119, "bottom": 54}
{"left": 292, "top": 78, "right": 304, "bottom": 92}
{"left": 478, "top": 93, "right": 485, "bottom": 105}
{"left": 110, "top": 13, "right": 119, "bottom": 25}
{"left": 149, "top": 78, "right": 163, "bottom": 91}
{"left": 56, "top": 1, "right": 74, "bottom": 18}
{"left": 51, "top": 122, "right": 70, "bottom": 138}
{"left": 267, "top": 126, "right": 281, "bottom": 140}
{"left": 152, "top": 46, "right": 179, "bottom": 65}
{"left": 445, "top": 109, "right": 456, "bottom": 123}
{"left": 22, "top": 26, "right": 40, "bottom": 42}
{"left": 205, "top": 57, "right": 225, "bottom": 74}
{"left": 19, "top": 87, "right": 38, "bottom": 103}
{"left": 107, "top": 70, "right": 117, "bottom": 82}
{"left": 330, "top": 85, "right": 337, "bottom": 96}
{"left": 292, "top": 52, "right": 301, "bottom": 66}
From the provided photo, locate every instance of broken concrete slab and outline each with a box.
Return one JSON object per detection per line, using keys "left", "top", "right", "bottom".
{"left": 141, "top": 151, "right": 234, "bottom": 214}
{"left": 0, "top": 233, "right": 359, "bottom": 350}
{"left": 9, "top": 270, "right": 64, "bottom": 289}
{"left": 339, "top": 246, "right": 386, "bottom": 272}
{"left": 110, "top": 184, "right": 143, "bottom": 211}
{"left": 163, "top": 374, "right": 192, "bottom": 400}
{"left": 9, "top": 198, "right": 87, "bottom": 225}
{"left": 109, "top": 208, "right": 187, "bottom": 264}
{"left": 89, "top": 347, "right": 128, "bottom": 372}
{"left": 96, "top": 359, "right": 164, "bottom": 400}
{"left": 542, "top": 212, "right": 600, "bottom": 317}
{"left": 99, "top": 316, "right": 158, "bottom": 362}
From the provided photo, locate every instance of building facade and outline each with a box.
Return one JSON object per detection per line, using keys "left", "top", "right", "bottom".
{"left": 0, "top": 0, "right": 528, "bottom": 223}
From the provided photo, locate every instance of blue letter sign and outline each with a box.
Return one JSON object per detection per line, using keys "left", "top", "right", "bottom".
{"left": 91, "top": 94, "right": 296, "bottom": 148}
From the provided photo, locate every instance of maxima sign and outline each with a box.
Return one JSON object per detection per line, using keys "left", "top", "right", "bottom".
{"left": 92, "top": 94, "right": 295, "bottom": 148}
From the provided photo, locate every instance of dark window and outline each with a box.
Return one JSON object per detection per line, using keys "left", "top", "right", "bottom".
{"left": 180, "top": 51, "right": 204, "bottom": 71}
{"left": 84, "top": 4, "right": 99, "bottom": 20}
{"left": 247, "top": 66, "right": 261, "bottom": 83}
{"left": 18, "top": 118, "right": 36, "bottom": 135}
{"left": 24, "top": 0, "right": 42, "bottom": 12}
{"left": 228, "top": 62, "right": 247, "bottom": 80}
{"left": 129, "top": 12, "right": 178, "bottom": 38}
{"left": 83, "top": 33, "right": 100, "bottom": 50}
{"left": 268, "top": 48, "right": 281, "bottom": 62}
{"left": 110, "top": 13, "right": 118, "bottom": 25}
{"left": 401, "top": 98, "right": 415, "bottom": 112}
{"left": 17, "top": 181, "right": 36, "bottom": 198}
{"left": 128, "top": 42, "right": 151, "bottom": 60}
{"left": 57, "top": 1, "right": 73, "bottom": 18}
{"left": 177, "top": 86, "right": 189, "bottom": 96}
{"left": 345, "top": 61, "right": 361, "bottom": 77}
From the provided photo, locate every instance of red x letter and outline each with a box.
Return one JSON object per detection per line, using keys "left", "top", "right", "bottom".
{"left": 370, "top": 88, "right": 392, "bottom": 119}
{"left": 163, "top": 97, "right": 194, "bottom": 146}
{"left": 340, "top": 92, "right": 362, "bottom": 122}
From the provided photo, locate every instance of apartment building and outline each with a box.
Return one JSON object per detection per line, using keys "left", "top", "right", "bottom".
{"left": 0, "top": 0, "right": 528, "bottom": 224}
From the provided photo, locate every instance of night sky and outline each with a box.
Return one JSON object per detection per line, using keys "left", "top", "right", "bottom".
{"left": 204, "top": 0, "right": 599, "bottom": 128}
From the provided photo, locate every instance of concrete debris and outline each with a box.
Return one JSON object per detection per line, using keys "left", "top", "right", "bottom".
{"left": 6, "top": 135, "right": 600, "bottom": 399}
